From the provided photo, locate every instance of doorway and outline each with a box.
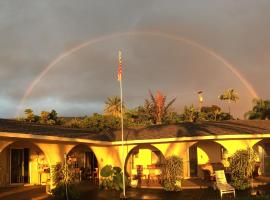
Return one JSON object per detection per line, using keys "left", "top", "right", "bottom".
{"left": 189, "top": 145, "right": 198, "bottom": 177}
{"left": 10, "top": 148, "right": 29, "bottom": 184}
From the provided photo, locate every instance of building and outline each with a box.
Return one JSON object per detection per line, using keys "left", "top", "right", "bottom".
{"left": 0, "top": 119, "right": 269, "bottom": 187}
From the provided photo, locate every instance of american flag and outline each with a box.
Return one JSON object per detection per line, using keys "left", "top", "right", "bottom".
{"left": 118, "top": 50, "right": 122, "bottom": 81}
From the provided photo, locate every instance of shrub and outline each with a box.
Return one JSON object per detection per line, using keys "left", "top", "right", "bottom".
{"left": 161, "top": 155, "right": 183, "bottom": 191}
{"left": 51, "top": 163, "right": 76, "bottom": 185}
{"left": 51, "top": 163, "right": 79, "bottom": 200}
{"left": 99, "top": 165, "right": 127, "bottom": 191}
{"left": 51, "top": 183, "right": 80, "bottom": 200}
{"left": 65, "top": 118, "right": 83, "bottom": 128}
{"left": 229, "top": 148, "right": 258, "bottom": 190}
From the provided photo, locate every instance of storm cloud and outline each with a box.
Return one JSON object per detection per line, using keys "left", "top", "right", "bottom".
{"left": 0, "top": 0, "right": 269, "bottom": 118}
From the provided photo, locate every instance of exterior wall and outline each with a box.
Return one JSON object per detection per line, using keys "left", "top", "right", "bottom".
{"left": 153, "top": 142, "right": 196, "bottom": 178}
{"left": 215, "top": 139, "right": 261, "bottom": 155}
{"left": 0, "top": 139, "right": 15, "bottom": 153}
{"left": 196, "top": 141, "right": 223, "bottom": 165}
{"left": 90, "top": 145, "right": 129, "bottom": 169}
{"left": 0, "top": 147, "right": 9, "bottom": 186}
{"left": 195, "top": 141, "right": 225, "bottom": 178}
{"left": 253, "top": 139, "right": 270, "bottom": 175}
{"left": 121, "top": 142, "right": 196, "bottom": 178}
{"left": 36, "top": 142, "right": 75, "bottom": 165}
{"left": 0, "top": 141, "right": 49, "bottom": 186}
{"left": 0, "top": 135, "right": 270, "bottom": 188}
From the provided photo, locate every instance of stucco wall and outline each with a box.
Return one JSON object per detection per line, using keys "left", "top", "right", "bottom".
{"left": 0, "top": 141, "right": 49, "bottom": 186}
{"left": 0, "top": 136, "right": 269, "bottom": 187}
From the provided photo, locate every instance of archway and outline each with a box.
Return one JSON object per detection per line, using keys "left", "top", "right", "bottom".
{"left": 125, "top": 144, "right": 165, "bottom": 187}
{"left": 0, "top": 141, "right": 50, "bottom": 186}
{"left": 253, "top": 139, "right": 270, "bottom": 176}
{"left": 67, "top": 144, "right": 98, "bottom": 182}
{"left": 189, "top": 141, "right": 228, "bottom": 179}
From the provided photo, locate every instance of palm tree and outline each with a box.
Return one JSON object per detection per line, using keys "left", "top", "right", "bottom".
{"left": 104, "top": 96, "right": 125, "bottom": 118}
{"left": 219, "top": 88, "right": 239, "bottom": 116}
{"left": 148, "top": 90, "right": 176, "bottom": 124}
{"left": 244, "top": 99, "right": 270, "bottom": 120}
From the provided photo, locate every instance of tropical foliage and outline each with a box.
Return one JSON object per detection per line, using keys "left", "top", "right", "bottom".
{"left": 245, "top": 99, "right": 270, "bottom": 120}
{"left": 161, "top": 156, "right": 183, "bottom": 191}
{"left": 23, "top": 109, "right": 62, "bottom": 125}
{"left": 148, "top": 91, "right": 176, "bottom": 124}
{"left": 21, "top": 88, "right": 244, "bottom": 132}
{"left": 219, "top": 88, "right": 239, "bottom": 115}
{"left": 104, "top": 96, "right": 124, "bottom": 118}
{"left": 51, "top": 162, "right": 79, "bottom": 200}
{"left": 99, "top": 165, "right": 127, "bottom": 191}
{"left": 181, "top": 105, "right": 199, "bottom": 122}
{"left": 129, "top": 90, "right": 176, "bottom": 124}
{"left": 64, "top": 113, "right": 121, "bottom": 132}
{"left": 24, "top": 108, "right": 36, "bottom": 122}
{"left": 200, "top": 105, "right": 232, "bottom": 121}
{"left": 229, "top": 148, "right": 258, "bottom": 190}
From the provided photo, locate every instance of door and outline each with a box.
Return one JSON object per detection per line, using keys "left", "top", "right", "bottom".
{"left": 189, "top": 145, "right": 198, "bottom": 177}
{"left": 264, "top": 144, "right": 270, "bottom": 176}
{"left": 10, "top": 148, "right": 29, "bottom": 184}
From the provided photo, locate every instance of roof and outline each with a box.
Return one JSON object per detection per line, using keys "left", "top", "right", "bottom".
{"left": 0, "top": 119, "right": 270, "bottom": 142}
{"left": 0, "top": 119, "right": 109, "bottom": 141}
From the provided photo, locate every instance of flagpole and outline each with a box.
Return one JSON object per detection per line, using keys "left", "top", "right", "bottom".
{"left": 119, "top": 50, "right": 126, "bottom": 198}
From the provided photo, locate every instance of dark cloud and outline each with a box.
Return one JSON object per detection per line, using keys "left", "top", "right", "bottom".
{"left": 0, "top": 0, "right": 269, "bottom": 118}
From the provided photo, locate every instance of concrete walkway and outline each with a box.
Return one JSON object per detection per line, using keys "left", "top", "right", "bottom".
{"left": 0, "top": 186, "right": 48, "bottom": 200}
{"left": 137, "top": 178, "right": 212, "bottom": 189}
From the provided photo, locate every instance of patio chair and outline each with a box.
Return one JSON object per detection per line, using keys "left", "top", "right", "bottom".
{"left": 214, "top": 170, "right": 235, "bottom": 199}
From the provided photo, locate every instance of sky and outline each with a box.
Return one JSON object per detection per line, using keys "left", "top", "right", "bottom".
{"left": 0, "top": 0, "right": 269, "bottom": 118}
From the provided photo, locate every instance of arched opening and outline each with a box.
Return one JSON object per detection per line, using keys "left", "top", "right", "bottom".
{"left": 189, "top": 141, "right": 228, "bottom": 180}
{"left": 253, "top": 139, "right": 270, "bottom": 176}
{"left": 125, "top": 144, "right": 165, "bottom": 187}
{"left": 67, "top": 144, "right": 98, "bottom": 182}
{"left": 0, "top": 141, "right": 50, "bottom": 186}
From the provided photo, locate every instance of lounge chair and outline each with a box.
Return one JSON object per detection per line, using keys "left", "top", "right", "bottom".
{"left": 214, "top": 170, "right": 235, "bottom": 199}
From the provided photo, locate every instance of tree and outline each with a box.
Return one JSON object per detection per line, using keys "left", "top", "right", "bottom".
{"left": 201, "top": 105, "right": 222, "bottom": 121}
{"left": 161, "top": 156, "right": 183, "bottom": 191}
{"left": 24, "top": 108, "right": 35, "bottom": 122}
{"left": 50, "top": 109, "right": 58, "bottom": 122}
{"left": 245, "top": 99, "right": 270, "bottom": 120}
{"left": 40, "top": 111, "right": 50, "bottom": 124}
{"left": 51, "top": 163, "right": 79, "bottom": 200}
{"left": 148, "top": 90, "right": 176, "bottom": 124}
{"left": 124, "top": 107, "right": 152, "bottom": 127}
{"left": 181, "top": 105, "right": 199, "bottom": 122}
{"left": 104, "top": 96, "right": 125, "bottom": 118}
{"left": 229, "top": 148, "right": 257, "bottom": 190}
{"left": 134, "top": 99, "right": 155, "bottom": 124}
{"left": 200, "top": 105, "right": 232, "bottom": 121}
{"left": 219, "top": 88, "right": 239, "bottom": 116}
{"left": 81, "top": 113, "right": 121, "bottom": 133}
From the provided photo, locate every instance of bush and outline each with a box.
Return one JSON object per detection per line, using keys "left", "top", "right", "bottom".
{"left": 65, "top": 118, "right": 83, "bottom": 128}
{"left": 229, "top": 148, "right": 258, "bottom": 190}
{"left": 51, "top": 163, "right": 76, "bottom": 185}
{"left": 51, "top": 183, "right": 80, "bottom": 200}
{"left": 161, "top": 155, "right": 183, "bottom": 191}
{"left": 99, "top": 165, "right": 127, "bottom": 191}
{"left": 51, "top": 163, "right": 79, "bottom": 200}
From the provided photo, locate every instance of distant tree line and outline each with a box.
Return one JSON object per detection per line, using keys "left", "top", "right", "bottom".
{"left": 20, "top": 88, "right": 270, "bottom": 133}
{"left": 23, "top": 109, "right": 63, "bottom": 125}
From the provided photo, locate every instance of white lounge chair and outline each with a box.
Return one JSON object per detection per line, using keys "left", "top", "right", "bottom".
{"left": 214, "top": 170, "right": 235, "bottom": 199}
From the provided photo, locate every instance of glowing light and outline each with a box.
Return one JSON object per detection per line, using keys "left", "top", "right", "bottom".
{"left": 16, "top": 30, "right": 259, "bottom": 117}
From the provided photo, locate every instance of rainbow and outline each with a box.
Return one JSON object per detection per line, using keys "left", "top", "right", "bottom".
{"left": 15, "top": 30, "right": 259, "bottom": 117}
